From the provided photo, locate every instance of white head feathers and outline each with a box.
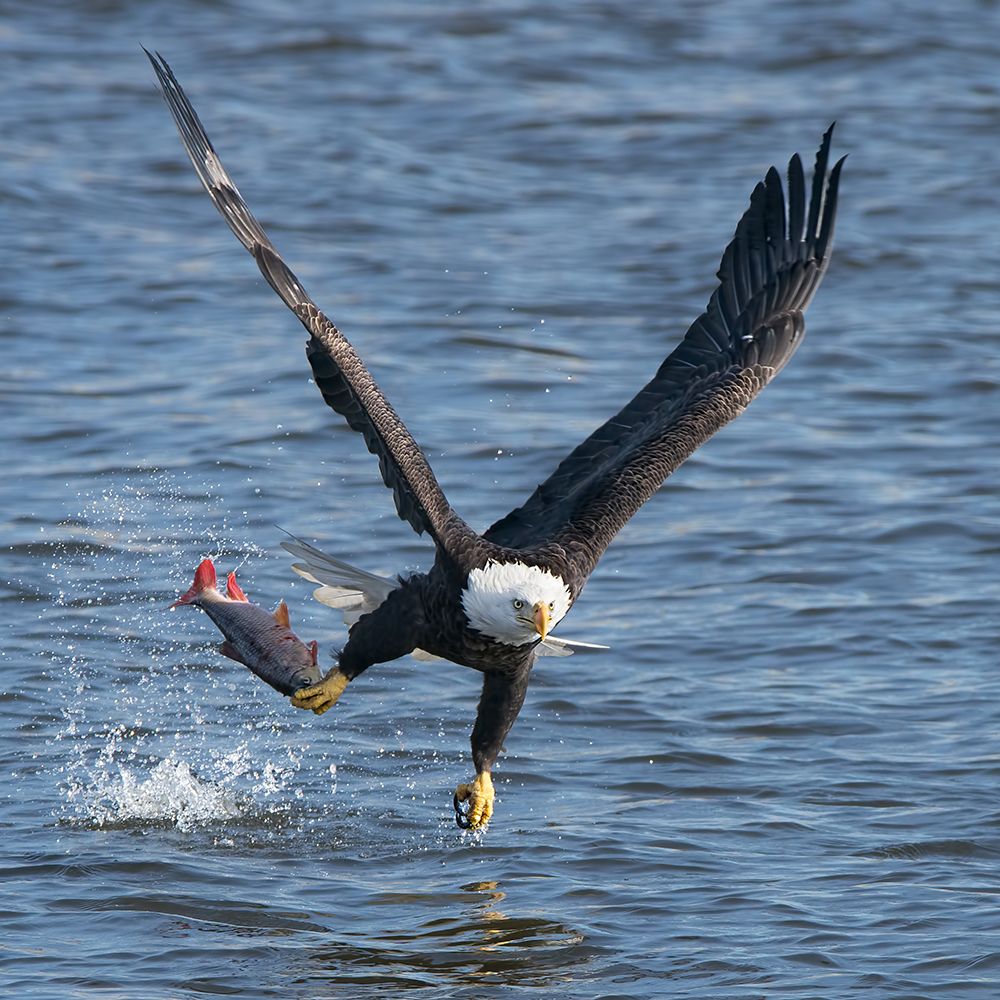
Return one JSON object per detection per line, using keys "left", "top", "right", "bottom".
{"left": 461, "top": 560, "right": 572, "bottom": 647}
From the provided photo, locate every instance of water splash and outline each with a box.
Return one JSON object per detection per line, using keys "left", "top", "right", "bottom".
{"left": 57, "top": 714, "right": 316, "bottom": 833}
{"left": 39, "top": 470, "right": 330, "bottom": 836}
{"left": 67, "top": 754, "right": 244, "bottom": 831}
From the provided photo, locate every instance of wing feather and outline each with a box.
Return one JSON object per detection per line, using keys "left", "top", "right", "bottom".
{"left": 146, "top": 50, "right": 476, "bottom": 557}
{"left": 485, "top": 128, "right": 844, "bottom": 581}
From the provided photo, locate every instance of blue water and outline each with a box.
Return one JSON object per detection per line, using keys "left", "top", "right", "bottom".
{"left": 4, "top": 2, "right": 1000, "bottom": 997}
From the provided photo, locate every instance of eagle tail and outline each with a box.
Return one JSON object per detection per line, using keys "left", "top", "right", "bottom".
{"left": 536, "top": 635, "right": 611, "bottom": 657}
{"left": 280, "top": 534, "right": 395, "bottom": 627}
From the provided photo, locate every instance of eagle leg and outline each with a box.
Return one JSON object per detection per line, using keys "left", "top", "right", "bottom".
{"left": 453, "top": 663, "right": 532, "bottom": 829}
{"left": 290, "top": 668, "right": 349, "bottom": 715}
{"left": 454, "top": 772, "right": 495, "bottom": 829}
{"left": 291, "top": 595, "right": 418, "bottom": 715}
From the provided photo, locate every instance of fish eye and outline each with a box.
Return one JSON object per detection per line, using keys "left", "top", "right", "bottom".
{"left": 512, "top": 599, "right": 524, "bottom": 610}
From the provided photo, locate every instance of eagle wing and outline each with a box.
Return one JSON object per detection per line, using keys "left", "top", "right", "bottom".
{"left": 146, "top": 51, "right": 477, "bottom": 558}
{"left": 485, "top": 128, "right": 845, "bottom": 581}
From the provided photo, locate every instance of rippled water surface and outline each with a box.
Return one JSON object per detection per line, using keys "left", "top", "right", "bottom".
{"left": 5, "top": 2, "right": 1000, "bottom": 997}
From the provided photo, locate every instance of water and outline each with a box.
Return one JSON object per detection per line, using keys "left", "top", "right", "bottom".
{"left": 4, "top": 1, "right": 1000, "bottom": 996}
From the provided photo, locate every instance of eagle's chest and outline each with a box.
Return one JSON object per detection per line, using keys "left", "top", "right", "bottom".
{"left": 437, "top": 628, "right": 537, "bottom": 674}
{"left": 415, "top": 575, "right": 538, "bottom": 672}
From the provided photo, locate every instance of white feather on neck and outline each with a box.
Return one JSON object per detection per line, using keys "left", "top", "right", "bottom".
{"left": 461, "top": 560, "right": 572, "bottom": 646}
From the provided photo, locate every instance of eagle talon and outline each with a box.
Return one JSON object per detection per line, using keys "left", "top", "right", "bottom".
{"left": 453, "top": 772, "right": 494, "bottom": 830}
{"left": 290, "top": 669, "right": 349, "bottom": 715}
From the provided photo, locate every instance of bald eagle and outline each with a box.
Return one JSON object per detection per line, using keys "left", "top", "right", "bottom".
{"left": 147, "top": 51, "right": 844, "bottom": 830}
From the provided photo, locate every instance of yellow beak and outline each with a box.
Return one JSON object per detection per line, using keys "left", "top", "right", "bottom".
{"left": 533, "top": 602, "right": 550, "bottom": 642}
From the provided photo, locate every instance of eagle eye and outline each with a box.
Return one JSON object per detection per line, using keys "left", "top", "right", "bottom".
{"left": 512, "top": 599, "right": 524, "bottom": 610}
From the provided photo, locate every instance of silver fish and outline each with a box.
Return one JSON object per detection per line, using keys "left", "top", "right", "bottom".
{"left": 172, "top": 558, "right": 321, "bottom": 695}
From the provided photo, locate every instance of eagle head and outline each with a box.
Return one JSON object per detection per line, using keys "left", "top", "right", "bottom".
{"left": 461, "top": 560, "right": 572, "bottom": 647}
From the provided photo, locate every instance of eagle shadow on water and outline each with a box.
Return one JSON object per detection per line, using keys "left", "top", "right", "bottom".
{"left": 147, "top": 50, "right": 844, "bottom": 831}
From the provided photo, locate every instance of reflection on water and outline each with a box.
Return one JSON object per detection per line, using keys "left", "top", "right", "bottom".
{"left": 303, "top": 880, "right": 588, "bottom": 992}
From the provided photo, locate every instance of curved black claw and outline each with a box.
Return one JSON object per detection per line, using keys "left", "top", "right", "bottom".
{"left": 453, "top": 792, "right": 471, "bottom": 829}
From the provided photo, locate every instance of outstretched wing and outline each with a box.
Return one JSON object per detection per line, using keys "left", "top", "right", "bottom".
{"left": 485, "top": 128, "right": 845, "bottom": 580}
{"left": 146, "top": 50, "right": 477, "bottom": 558}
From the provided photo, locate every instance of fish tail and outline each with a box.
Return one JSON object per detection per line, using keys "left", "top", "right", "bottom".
{"left": 170, "top": 558, "right": 218, "bottom": 608}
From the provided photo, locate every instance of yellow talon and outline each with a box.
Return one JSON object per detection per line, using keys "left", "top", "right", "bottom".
{"left": 454, "top": 771, "right": 495, "bottom": 830}
{"left": 290, "top": 669, "right": 349, "bottom": 715}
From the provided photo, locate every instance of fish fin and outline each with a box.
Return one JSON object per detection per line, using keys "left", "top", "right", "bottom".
{"left": 272, "top": 600, "right": 291, "bottom": 628}
{"left": 218, "top": 640, "right": 249, "bottom": 666}
{"left": 226, "top": 572, "right": 249, "bottom": 602}
{"left": 171, "top": 558, "right": 217, "bottom": 608}
{"left": 307, "top": 640, "right": 319, "bottom": 666}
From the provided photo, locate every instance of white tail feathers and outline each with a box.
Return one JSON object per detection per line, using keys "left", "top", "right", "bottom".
{"left": 281, "top": 535, "right": 443, "bottom": 660}
{"left": 281, "top": 536, "right": 394, "bottom": 595}
{"left": 281, "top": 535, "right": 394, "bottom": 629}
{"left": 537, "top": 635, "right": 610, "bottom": 657}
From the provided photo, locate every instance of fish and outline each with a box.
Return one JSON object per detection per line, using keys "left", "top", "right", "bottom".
{"left": 171, "top": 558, "right": 322, "bottom": 695}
